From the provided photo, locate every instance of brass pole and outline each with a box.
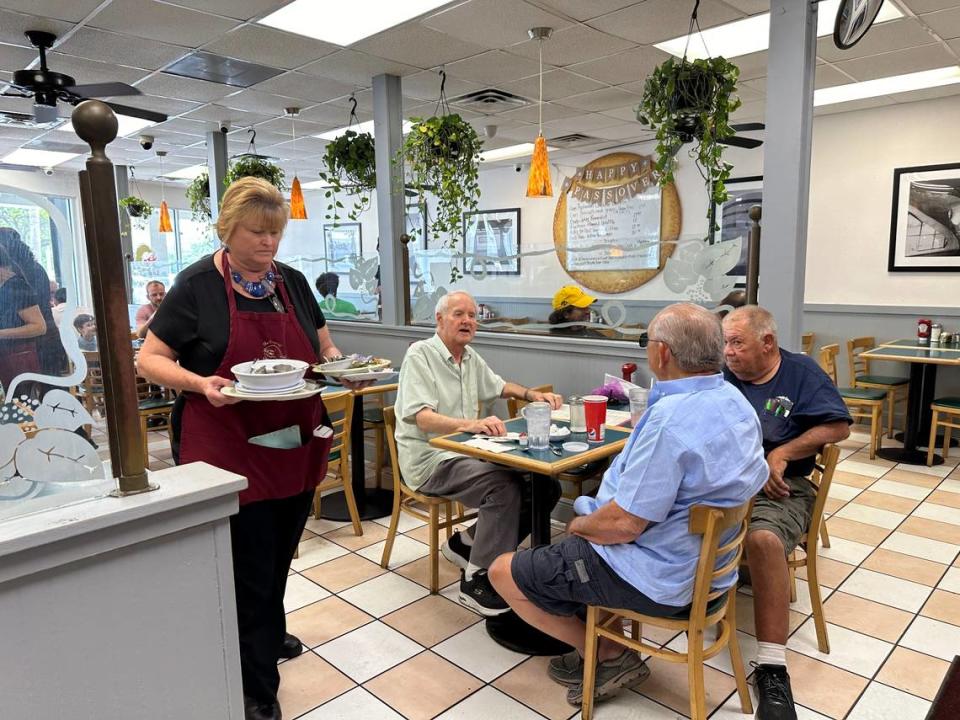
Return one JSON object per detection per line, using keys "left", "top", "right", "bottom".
{"left": 73, "top": 100, "right": 153, "bottom": 495}
{"left": 746, "top": 205, "right": 762, "bottom": 306}
{"left": 400, "top": 233, "right": 412, "bottom": 325}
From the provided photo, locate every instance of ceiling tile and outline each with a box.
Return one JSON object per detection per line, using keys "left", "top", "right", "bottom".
{"left": 1, "top": 0, "right": 104, "bottom": 23}
{"left": 890, "top": 82, "right": 960, "bottom": 103}
{"left": 587, "top": 0, "right": 744, "bottom": 44}
{"left": 120, "top": 93, "right": 202, "bottom": 117}
{"left": 137, "top": 74, "right": 235, "bottom": 102}
{"left": 251, "top": 72, "right": 353, "bottom": 103}
{"left": 150, "top": 118, "right": 209, "bottom": 136}
{"left": 89, "top": 0, "right": 240, "bottom": 47}
{"left": 228, "top": 128, "right": 288, "bottom": 147}
{"left": 184, "top": 104, "right": 272, "bottom": 125}
{"left": 263, "top": 135, "right": 329, "bottom": 154}
{"left": 531, "top": 0, "right": 642, "bottom": 22}
{"left": 920, "top": 6, "right": 960, "bottom": 39}
{"left": 818, "top": 19, "right": 938, "bottom": 62}
{"left": 164, "top": 0, "right": 289, "bottom": 21}
{"left": 55, "top": 28, "right": 190, "bottom": 71}
{"left": 352, "top": 23, "right": 487, "bottom": 68}
{"left": 445, "top": 50, "right": 544, "bottom": 85}
{"left": 730, "top": 98, "right": 766, "bottom": 121}
{"left": 0, "top": 43, "right": 43, "bottom": 73}
{"left": 498, "top": 69, "right": 605, "bottom": 102}
{"left": 813, "top": 96, "right": 895, "bottom": 116}
{"left": 599, "top": 103, "right": 642, "bottom": 122}
{"left": 256, "top": 117, "right": 332, "bottom": 136}
{"left": 567, "top": 46, "right": 671, "bottom": 86}
{"left": 46, "top": 54, "right": 151, "bottom": 86}
{"left": 496, "top": 100, "right": 583, "bottom": 123}
{"left": 541, "top": 112, "right": 624, "bottom": 134}
{"left": 588, "top": 122, "right": 652, "bottom": 141}
{"left": 718, "top": 0, "right": 769, "bottom": 14}
{"left": 834, "top": 43, "right": 955, "bottom": 81}
{"left": 297, "top": 103, "right": 371, "bottom": 126}
{"left": 907, "top": 0, "right": 960, "bottom": 11}
{"left": 219, "top": 88, "right": 302, "bottom": 116}
{"left": 403, "top": 71, "right": 482, "bottom": 101}
{"left": 203, "top": 25, "right": 338, "bottom": 69}
{"left": 299, "top": 50, "right": 417, "bottom": 86}
{"left": 0, "top": 10, "right": 73, "bottom": 48}
{"left": 742, "top": 62, "right": 854, "bottom": 95}
{"left": 554, "top": 87, "right": 642, "bottom": 111}
{"left": 422, "top": 0, "right": 572, "bottom": 49}
{"left": 507, "top": 25, "right": 635, "bottom": 67}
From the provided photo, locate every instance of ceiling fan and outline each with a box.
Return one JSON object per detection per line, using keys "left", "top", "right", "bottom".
{"left": 1, "top": 30, "right": 167, "bottom": 126}
{"left": 672, "top": 117, "right": 765, "bottom": 150}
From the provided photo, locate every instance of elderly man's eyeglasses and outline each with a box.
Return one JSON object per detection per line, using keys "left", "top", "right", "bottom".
{"left": 638, "top": 334, "right": 669, "bottom": 351}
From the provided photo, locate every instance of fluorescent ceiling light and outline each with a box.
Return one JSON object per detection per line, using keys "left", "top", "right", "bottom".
{"left": 480, "top": 143, "right": 556, "bottom": 163}
{"left": 655, "top": 0, "right": 902, "bottom": 60}
{"left": 314, "top": 118, "right": 413, "bottom": 141}
{"left": 3, "top": 148, "right": 78, "bottom": 167}
{"left": 259, "top": 0, "right": 451, "bottom": 46}
{"left": 164, "top": 163, "right": 208, "bottom": 180}
{"left": 56, "top": 114, "right": 156, "bottom": 138}
{"left": 814, "top": 66, "right": 960, "bottom": 106}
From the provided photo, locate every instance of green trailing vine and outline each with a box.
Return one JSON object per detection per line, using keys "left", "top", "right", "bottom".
{"left": 318, "top": 129, "right": 376, "bottom": 226}
{"left": 225, "top": 155, "right": 285, "bottom": 192}
{"left": 118, "top": 196, "right": 152, "bottom": 229}
{"left": 186, "top": 172, "right": 211, "bottom": 222}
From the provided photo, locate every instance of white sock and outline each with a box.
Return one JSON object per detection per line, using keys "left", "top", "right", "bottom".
{"left": 756, "top": 642, "right": 787, "bottom": 667}
{"left": 464, "top": 562, "right": 482, "bottom": 581}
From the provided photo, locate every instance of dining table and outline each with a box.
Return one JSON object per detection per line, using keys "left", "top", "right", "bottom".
{"left": 430, "top": 416, "right": 632, "bottom": 656}
{"left": 862, "top": 339, "right": 960, "bottom": 465}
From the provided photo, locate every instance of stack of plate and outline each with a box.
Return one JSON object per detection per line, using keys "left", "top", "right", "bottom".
{"left": 234, "top": 380, "right": 306, "bottom": 395}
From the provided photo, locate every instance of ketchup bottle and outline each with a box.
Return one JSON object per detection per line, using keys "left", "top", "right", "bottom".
{"left": 621, "top": 362, "right": 637, "bottom": 383}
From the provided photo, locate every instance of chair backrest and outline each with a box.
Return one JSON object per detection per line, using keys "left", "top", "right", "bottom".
{"left": 687, "top": 501, "right": 752, "bottom": 619}
{"left": 819, "top": 344, "right": 840, "bottom": 385}
{"left": 321, "top": 390, "right": 353, "bottom": 466}
{"left": 846, "top": 336, "right": 875, "bottom": 383}
{"left": 801, "top": 332, "right": 814, "bottom": 355}
{"left": 80, "top": 350, "right": 105, "bottom": 414}
{"left": 383, "top": 405, "right": 404, "bottom": 491}
{"left": 507, "top": 383, "right": 554, "bottom": 418}
{"left": 801, "top": 443, "right": 840, "bottom": 546}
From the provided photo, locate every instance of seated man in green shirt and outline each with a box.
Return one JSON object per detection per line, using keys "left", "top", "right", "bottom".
{"left": 315, "top": 272, "right": 358, "bottom": 316}
{"left": 395, "top": 290, "right": 563, "bottom": 616}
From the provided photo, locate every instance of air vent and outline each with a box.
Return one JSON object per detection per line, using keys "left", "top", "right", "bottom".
{"left": 0, "top": 111, "right": 60, "bottom": 130}
{"left": 24, "top": 139, "right": 87, "bottom": 153}
{"left": 164, "top": 51, "right": 283, "bottom": 88}
{"left": 449, "top": 88, "right": 530, "bottom": 112}
{"left": 549, "top": 133, "right": 599, "bottom": 147}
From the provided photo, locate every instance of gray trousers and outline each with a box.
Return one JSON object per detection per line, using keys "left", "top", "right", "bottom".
{"left": 419, "top": 457, "right": 560, "bottom": 568}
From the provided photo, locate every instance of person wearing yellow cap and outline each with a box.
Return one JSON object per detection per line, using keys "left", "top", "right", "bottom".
{"left": 549, "top": 286, "right": 600, "bottom": 336}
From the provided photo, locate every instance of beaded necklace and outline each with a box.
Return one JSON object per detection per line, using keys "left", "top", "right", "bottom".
{"left": 225, "top": 250, "right": 284, "bottom": 312}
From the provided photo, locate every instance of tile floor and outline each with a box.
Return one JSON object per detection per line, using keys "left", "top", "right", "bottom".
{"left": 125, "top": 426, "right": 960, "bottom": 719}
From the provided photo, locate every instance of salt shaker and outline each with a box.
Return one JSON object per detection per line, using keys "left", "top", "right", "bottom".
{"left": 569, "top": 396, "right": 587, "bottom": 433}
{"left": 932, "top": 323, "right": 943, "bottom": 343}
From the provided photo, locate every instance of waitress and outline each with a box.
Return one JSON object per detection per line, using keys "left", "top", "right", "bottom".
{"left": 138, "top": 177, "right": 349, "bottom": 720}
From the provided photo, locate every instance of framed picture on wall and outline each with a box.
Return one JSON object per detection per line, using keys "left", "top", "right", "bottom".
{"left": 888, "top": 162, "right": 960, "bottom": 272}
{"left": 323, "top": 223, "right": 362, "bottom": 271}
{"left": 711, "top": 176, "right": 762, "bottom": 287}
{"left": 405, "top": 203, "right": 428, "bottom": 250}
{"left": 462, "top": 208, "right": 521, "bottom": 275}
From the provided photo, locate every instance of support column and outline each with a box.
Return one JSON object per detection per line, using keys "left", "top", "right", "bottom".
{"left": 114, "top": 164, "right": 134, "bottom": 301}
{"left": 760, "top": 1, "right": 818, "bottom": 350}
{"left": 372, "top": 74, "right": 405, "bottom": 326}
{"left": 206, "top": 129, "right": 228, "bottom": 222}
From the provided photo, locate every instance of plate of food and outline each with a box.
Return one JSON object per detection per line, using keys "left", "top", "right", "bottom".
{"left": 221, "top": 381, "right": 323, "bottom": 402}
{"left": 232, "top": 358, "right": 309, "bottom": 392}
{"left": 314, "top": 354, "right": 392, "bottom": 379}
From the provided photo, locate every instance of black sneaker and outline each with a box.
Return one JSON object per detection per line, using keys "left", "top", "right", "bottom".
{"left": 441, "top": 531, "right": 471, "bottom": 570}
{"left": 278, "top": 632, "right": 303, "bottom": 660}
{"left": 753, "top": 663, "right": 798, "bottom": 720}
{"left": 458, "top": 569, "right": 510, "bottom": 616}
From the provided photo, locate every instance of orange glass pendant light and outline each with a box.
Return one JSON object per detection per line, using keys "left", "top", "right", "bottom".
{"left": 158, "top": 200, "right": 173, "bottom": 233}
{"left": 287, "top": 107, "right": 307, "bottom": 219}
{"left": 526, "top": 27, "right": 553, "bottom": 198}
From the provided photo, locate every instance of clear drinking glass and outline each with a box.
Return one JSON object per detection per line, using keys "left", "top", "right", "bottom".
{"left": 521, "top": 402, "right": 551, "bottom": 450}
{"left": 629, "top": 387, "right": 649, "bottom": 427}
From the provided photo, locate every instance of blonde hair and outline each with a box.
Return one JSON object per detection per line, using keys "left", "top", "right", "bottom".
{"left": 216, "top": 177, "right": 288, "bottom": 246}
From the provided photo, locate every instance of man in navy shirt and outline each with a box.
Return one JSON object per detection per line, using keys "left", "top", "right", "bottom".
{"left": 723, "top": 306, "right": 851, "bottom": 720}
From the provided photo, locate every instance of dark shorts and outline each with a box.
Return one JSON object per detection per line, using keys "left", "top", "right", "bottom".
{"left": 749, "top": 475, "right": 818, "bottom": 554}
{"left": 510, "top": 535, "right": 684, "bottom": 617}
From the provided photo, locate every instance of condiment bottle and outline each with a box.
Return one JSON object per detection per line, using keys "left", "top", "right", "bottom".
{"left": 918, "top": 319, "right": 931, "bottom": 346}
{"left": 569, "top": 396, "right": 587, "bottom": 433}
{"left": 932, "top": 323, "right": 943, "bottom": 343}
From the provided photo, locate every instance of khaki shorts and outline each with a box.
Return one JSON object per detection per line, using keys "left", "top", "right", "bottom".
{"left": 749, "top": 475, "right": 818, "bottom": 554}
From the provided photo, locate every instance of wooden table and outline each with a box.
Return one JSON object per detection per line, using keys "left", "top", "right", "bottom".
{"left": 862, "top": 340, "right": 960, "bottom": 465}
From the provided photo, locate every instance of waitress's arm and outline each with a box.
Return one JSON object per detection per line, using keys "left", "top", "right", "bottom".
{"left": 0, "top": 305, "right": 46, "bottom": 339}
{"left": 137, "top": 332, "right": 239, "bottom": 407}
{"left": 317, "top": 325, "right": 341, "bottom": 361}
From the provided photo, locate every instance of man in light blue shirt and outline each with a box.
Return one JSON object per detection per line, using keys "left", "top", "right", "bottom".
{"left": 490, "top": 303, "right": 768, "bottom": 707}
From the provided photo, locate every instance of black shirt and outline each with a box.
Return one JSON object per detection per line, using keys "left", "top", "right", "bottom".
{"left": 0, "top": 275, "right": 35, "bottom": 340}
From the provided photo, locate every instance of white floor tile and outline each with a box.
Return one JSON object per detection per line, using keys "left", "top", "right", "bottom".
{"left": 870, "top": 479, "right": 933, "bottom": 501}
{"left": 300, "top": 687, "right": 402, "bottom": 720}
{"left": 938, "top": 566, "right": 960, "bottom": 594}
{"left": 900, "top": 615, "right": 960, "bottom": 662}
{"left": 913, "top": 502, "right": 960, "bottom": 527}
{"left": 338, "top": 572, "right": 429, "bottom": 617}
{"left": 314, "top": 622, "right": 423, "bottom": 683}
{"left": 371, "top": 511, "right": 426, "bottom": 532}
{"left": 897, "top": 463, "right": 952, "bottom": 478}
{"left": 789, "top": 579, "right": 834, "bottom": 616}
{"left": 283, "top": 574, "right": 331, "bottom": 613}
{"left": 666, "top": 629, "right": 757, "bottom": 676}
{"left": 436, "top": 686, "right": 545, "bottom": 720}
{"left": 569, "top": 689, "right": 685, "bottom": 719}
{"left": 828, "top": 483, "right": 863, "bottom": 502}
{"left": 837, "top": 459, "right": 888, "bottom": 479}
{"left": 304, "top": 517, "right": 350, "bottom": 534}
{"left": 838, "top": 447, "right": 858, "bottom": 461}
{"left": 847, "top": 683, "right": 931, "bottom": 720}
{"left": 787, "top": 619, "right": 892, "bottom": 677}
{"left": 937, "top": 478, "right": 960, "bottom": 494}
{"left": 289, "top": 536, "right": 350, "bottom": 571}
{"left": 839, "top": 568, "right": 933, "bottom": 612}
{"left": 713, "top": 691, "right": 832, "bottom": 720}
{"left": 432, "top": 620, "right": 528, "bottom": 682}
{"left": 835, "top": 503, "right": 905, "bottom": 530}
{"left": 356, "top": 534, "right": 430, "bottom": 568}
{"left": 880, "top": 531, "right": 959, "bottom": 564}
{"left": 818, "top": 536, "right": 876, "bottom": 565}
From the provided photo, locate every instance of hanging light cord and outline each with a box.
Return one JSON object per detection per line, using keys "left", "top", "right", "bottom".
{"left": 538, "top": 38, "right": 544, "bottom": 134}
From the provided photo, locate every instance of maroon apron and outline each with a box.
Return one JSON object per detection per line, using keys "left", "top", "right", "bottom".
{"left": 179, "top": 252, "right": 331, "bottom": 505}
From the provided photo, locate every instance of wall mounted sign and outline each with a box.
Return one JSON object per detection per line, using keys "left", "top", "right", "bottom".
{"left": 553, "top": 152, "right": 681, "bottom": 294}
{"left": 888, "top": 162, "right": 960, "bottom": 272}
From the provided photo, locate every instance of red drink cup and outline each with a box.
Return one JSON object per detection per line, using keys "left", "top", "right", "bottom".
{"left": 583, "top": 394, "right": 608, "bottom": 443}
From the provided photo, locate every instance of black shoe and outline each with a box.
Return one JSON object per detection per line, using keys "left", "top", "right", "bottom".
{"left": 458, "top": 568, "right": 510, "bottom": 617}
{"left": 753, "top": 663, "right": 798, "bottom": 720}
{"left": 279, "top": 632, "right": 303, "bottom": 660}
{"left": 244, "top": 697, "right": 281, "bottom": 720}
{"left": 441, "top": 531, "right": 471, "bottom": 570}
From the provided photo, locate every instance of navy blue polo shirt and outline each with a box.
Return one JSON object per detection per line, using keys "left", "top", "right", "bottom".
{"left": 724, "top": 349, "right": 852, "bottom": 477}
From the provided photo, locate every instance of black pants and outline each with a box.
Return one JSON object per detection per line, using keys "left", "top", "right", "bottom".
{"left": 230, "top": 489, "right": 314, "bottom": 705}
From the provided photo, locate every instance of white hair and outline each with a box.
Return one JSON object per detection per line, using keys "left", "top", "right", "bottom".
{"left": 435, "top": 291, "right": 476, "bottom": 317}
{"left": 725, "top": 305, "right": 779, "bottom": 341}
{"left": 649, "top": 302, "right": 724, "bottom": 373}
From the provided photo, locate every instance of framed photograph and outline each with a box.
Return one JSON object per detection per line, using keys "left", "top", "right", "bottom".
{"left": 462, "top": 208, "right": 521, "bottom": 275}
{"left": 888, "top": 162, "right": 960, "bottom": 272}
{"left": 405, "top": 203, "right": 428, "bottom": 250}
{"left": 712, "top": 176, "right": 762, "bottom": 287}
{"left": 323, "top": 223, "right": 362, "bottom": 271}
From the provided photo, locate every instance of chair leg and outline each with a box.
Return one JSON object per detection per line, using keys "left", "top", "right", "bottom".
{"left": 429, "top": 503, "right": 440, "bottom": 594}
{"left": 581, "top": 606, "right": 600, "bottom": 720}
{"left": 726, "top": 592, "right": 754, "bottom": 714}
{"left": 868, "top": 405, "right": 880, "bottom": 459}
{"left": 820, "top": 522, "right": 831, "bottom": 549}
{"left": 788, "top": 561, "right": 797, "bottom": 604}
{"left": 688, "top": 627, "right": 707, "bottom": 720}
{"left": 927, "top": 410, "right": 940, "bottom": 467}
{"left": 887, "top": 391, "right": 895, "bottom": 439}
{"left": 944, "top": 424, "right": 952, "bottom": 462}
{"left": 444, "top": 501, "right": 453, "bottom": 540}
{"left": 380, "top": 488, "right": 403, "bottom": 570}
{"left": 339, "top": 463, "right": 363, "bottom": 537}
{"left": 374, "top": 426, "right": 384, "bottom": 487}
{"left": 631, "top": 620, "right": 641, "bottom": 640}
{"left": 807, "top": 554, "right": 830, "bottom": 654}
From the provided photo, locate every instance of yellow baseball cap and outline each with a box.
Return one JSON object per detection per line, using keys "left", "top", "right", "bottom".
{"left": 552, "top": 285, "right": 596, "bottom": 310}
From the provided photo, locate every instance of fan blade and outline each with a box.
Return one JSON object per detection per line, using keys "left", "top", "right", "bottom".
{"left": 72, "top": 82, "right": 141, "bottom": 98}
{"left": 1, "top": 91, "right": 32, "bottom": 98}
{"left": 720, "top": 135, "right": 763, "bottom": 149}
{"left": 730, "top": 122, "right": 765, "bottom": 132}
{"left": 102, "top": 101, "right": 167, "bottom": 123}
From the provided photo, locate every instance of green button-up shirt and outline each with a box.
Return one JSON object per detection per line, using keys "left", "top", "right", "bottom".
{"left": 394, "top": 333, "right": 506, "bottom": 489}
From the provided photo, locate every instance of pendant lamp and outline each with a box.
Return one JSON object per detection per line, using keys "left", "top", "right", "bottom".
{"left": 526, "top": 26, "right": 553, "bottom": 198}
{"left": 156, "top": 150, "right": 173, "bottom": 233}
{"left": 286, "top": 107, "right": 307, "bottom": 219}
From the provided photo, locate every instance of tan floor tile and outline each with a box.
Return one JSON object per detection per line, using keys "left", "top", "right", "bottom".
{"left": 832, "top": 471, "right": 877, "bottom": 489}
{"left": 300, "top": 529, "right": 317, "bottom": 542}
{"left": 325, "top": 521, "right": 389, "bottom": 550}
{"left": 381, "top": 595, "right": 480, "bottom": 647}
{"left": 494, "top": 656, "right": 578, "bottom": 720}
{"left": 862, "top": 549, "right": 947, "bottom": 586}
{"left": 364, "top": 650, "right": 482, "bottom": 720}
{"left": 278, "top": 652, "right": 354, "bottom": 718}
{"left": 900, "top": 516, "right": 960, "bottom": 544}
{"left": 784, "top": 649, "right": 868, "bottom": 719}
{"left": 795, "top": 556, "right": 856, "bottom": 588}
{"left": 826, "top": 517, "right": 890, "bottom": 545}
{"left": 404, "top": 524, "right": 435, "bottom": 545}
{"left": 640, "top": 623, "right": 683, "bottom": 647}
{"left": 822, "top": 591, "right": 913, "bottom": 642}
{"left": 921, "top": 588, "right": 960, "bottom": 626}
{"left": 286, "top": 596, "right": 373, "bottom": 648}
{"left": 853, "top": 490, "right": 920, "bottom": 514}
{"left": 394, "top": 553, "right": 461, "bottom": 590}
{"left": 824, "top": 497, "right": 845, "bottom": 515}
{"left": 302, "top": 554, "right": 386, "bottom": 593}
{"left": 638, "top": 655, "right": 736, "bottom": 716}
{"left": 876, "top": 646, "right": 950, "bottom": 701}
{"left": 884, "top": 469, "right": 943, "bottom": 489}
{"left": 849, "top": 452, "right": 897, "bottom": 468}
{"left": 927, "top": 489, "right": 960, "bottom": 509}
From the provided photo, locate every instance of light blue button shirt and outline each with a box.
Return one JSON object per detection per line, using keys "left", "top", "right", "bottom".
{"left": 573, "top": 373, "right": 767, "bottom": 607}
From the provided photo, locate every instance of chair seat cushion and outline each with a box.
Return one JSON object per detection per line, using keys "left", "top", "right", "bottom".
{"left": 840, "top": 387, "right": 887, "bottom": 401}
{"left": 663, "top": 594, "right": 728, "bottom": 620}
{"left": 138, "top": 398, "right": 175, "bottom": 411}
{"left": 859, "top": 375, "right": 908, "bottom": 386}
{"left": 363, "top": 408, "right": 384, "bottom": 424}
{"left": 933, "top": 397, "right": 960, "bottom": 410}
{"left": 329, "top": 448, "right": 340, "bottom": 462}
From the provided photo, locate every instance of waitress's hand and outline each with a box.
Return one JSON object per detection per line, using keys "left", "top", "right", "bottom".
{"left": 321, "top": 346, "right": 344, "bottom": 362}
{"left": 198, "top": 375, "right": 240, "bottom": 407}
{"left": 341, "top": 377, "right": 376, "bottom": 391}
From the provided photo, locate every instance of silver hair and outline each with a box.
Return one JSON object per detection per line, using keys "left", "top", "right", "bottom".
{"left": 435, "top": 290, "right": 477, "bottom": 317}
{"left": 725, "top": 305, "right": 779, "bottom": 341}
{"left": 649, "top": 302, "right": 724, "bottom": 373}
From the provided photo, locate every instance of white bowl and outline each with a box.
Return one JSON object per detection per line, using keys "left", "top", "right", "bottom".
{"left": 315, "top": 355, "right": 392, "bottom": 379}
{"left": 231, "top": 359, "right": 308, "bottom": 391}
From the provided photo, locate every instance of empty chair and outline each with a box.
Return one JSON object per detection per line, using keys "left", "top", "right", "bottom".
{"left": 820, "top": 344, "right": 884, "bottom": 459}
{"left": 801, "top": 332, "right": 814, "bottom": 356}
{"left": 847, "top": 336, "right": 908, "bottom": 438}
{"left": 927, "top": 398, "right": 960, "bottom": 466}
{"left": 312, "top": 389, "right": 362, "bottom": 536}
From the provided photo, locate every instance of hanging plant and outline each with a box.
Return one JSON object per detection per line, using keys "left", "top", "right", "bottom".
{"left": 225, "top": 155, "right": 286, "bottom": 192}
{"left": 400, "top": 113, "right": 481, "bottom": 281}
{"left": 318, "top": 129, "right": 376, "bottom": 226}
{"left": 118, "top": 196, "right": 152, "bottom": 228}
{"left": 637, "top": 56, "right": 741, "bottom": 209}
{"left": 186, "top": 172, "right": 211, "bottom": 222}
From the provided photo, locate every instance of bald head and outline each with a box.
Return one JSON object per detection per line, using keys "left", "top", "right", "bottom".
{"left": 725, "top": 305, "right": 778, "bottom": 342}
{"left": 648, "top": 302, "right": 724, "bottom": 373}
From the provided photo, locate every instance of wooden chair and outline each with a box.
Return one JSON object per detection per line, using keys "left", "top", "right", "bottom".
{"left": 820, "top": 344, "right": 884, "bottom": 459}
{"left": 79, "top": 350, "right": 106, "bottom": 420}
{"left": 362, "top": 383, "right": 397, "bottom": 489}
{"left": 927, "top": 398, "right": 960, "bottom": 466}
{"left": 312, "top": 389, "right": 362, "bottom": 536}
{"left": 786, "top": 443, "right": 840, "bottom": 654}
{"left": 847, "top": 336, "right": 908, "bottom": 439}
{"left": 509, "top": 383, "right": 606, "bottom": 500}
{"left": 801, "top": 332, "right": 814, "bottom": 356}
{"left": 380, "top": 406, "right": 477, "bottom": 593}
{"left": 135, "top": 373, "right": 175, "bottom": 460}
{"left": 581, "top": 501, "right": 754, "bottom": 720}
